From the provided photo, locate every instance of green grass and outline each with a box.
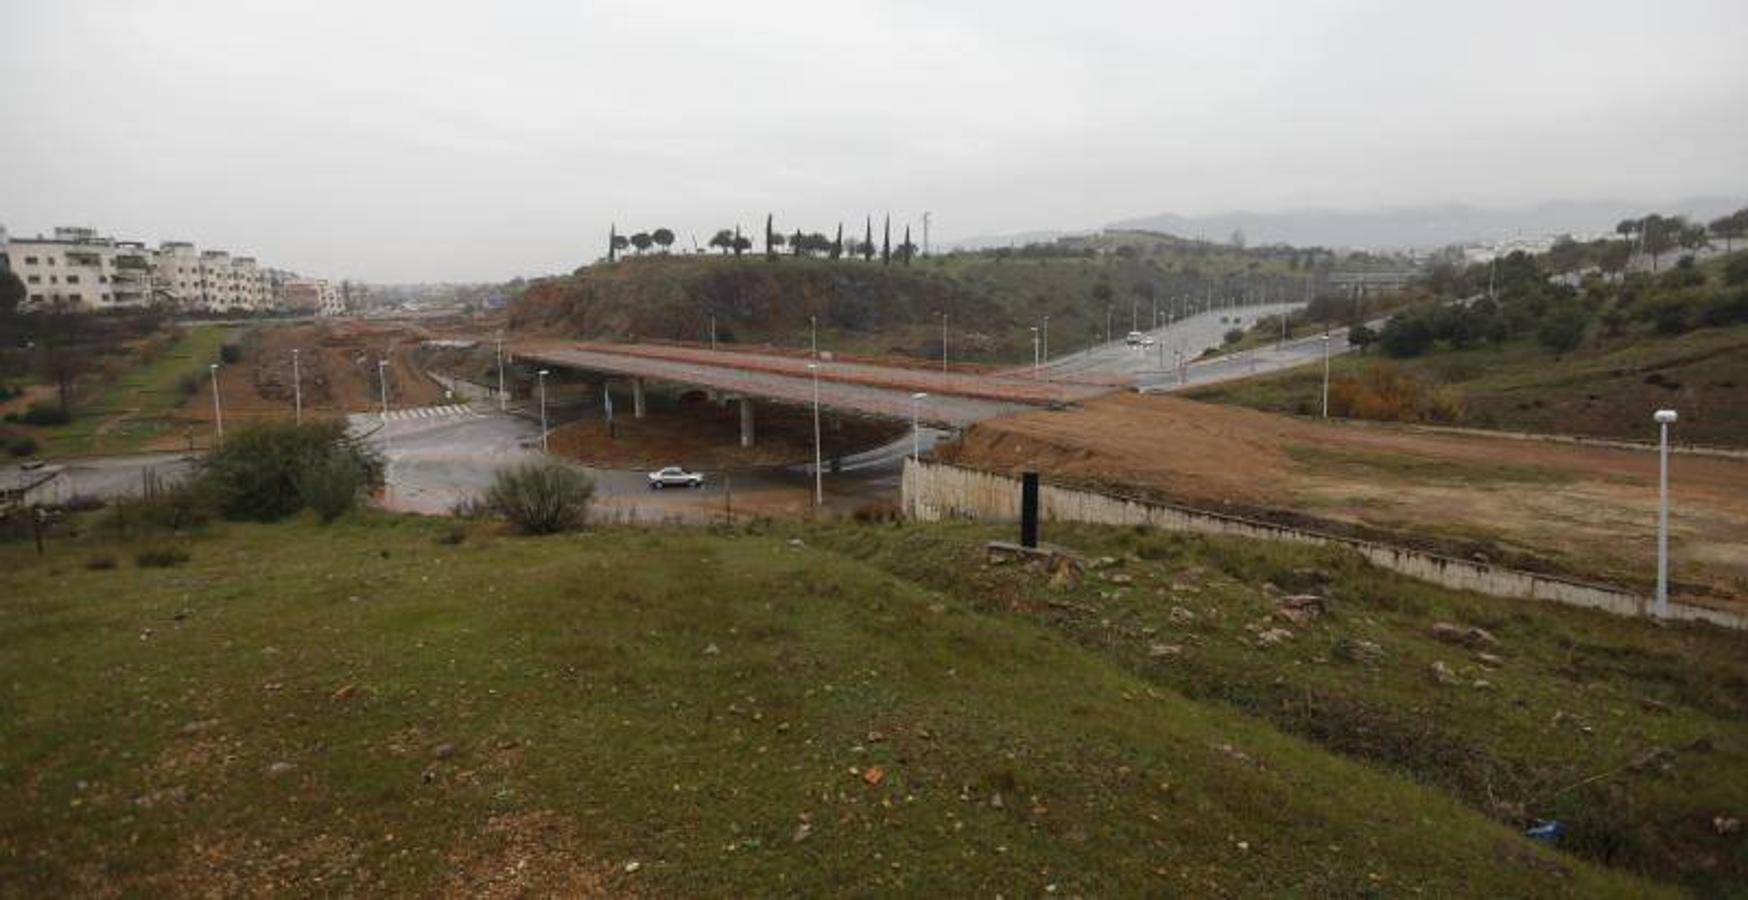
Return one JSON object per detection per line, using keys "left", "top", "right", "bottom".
{"left": 26, "top": 326, "right": 229, "bottom": 458}
{"left": 0, "top": 515, "right": 1671, "bottom": 896}
{"left": 815, "top": 523, "right": 1748, "bottom": 895}
{"left": 1187, "top": 325, "right": 1748, "bottom": 446}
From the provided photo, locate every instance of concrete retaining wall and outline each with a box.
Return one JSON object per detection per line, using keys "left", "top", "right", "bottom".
{"left": 902, "top": 459, "right": 1743, "bottom": 630}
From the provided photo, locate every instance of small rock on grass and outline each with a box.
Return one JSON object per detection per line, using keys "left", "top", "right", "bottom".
{"left": 1256, "top": 628, "right": 1294, "bottom": 647}
{"left": 1429, "top": 661, "right": 1459, "bottom": 686}
{"left": 1431, "top": 622, "right": 1499, "bottom": 648}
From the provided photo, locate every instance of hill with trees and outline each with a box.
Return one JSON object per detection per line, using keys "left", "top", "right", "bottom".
{"left": 510, "top": 221, "right": 1408, "bottom": 363}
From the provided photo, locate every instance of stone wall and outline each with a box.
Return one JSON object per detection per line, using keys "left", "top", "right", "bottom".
{"left": 902, "top": 459, "right": 1743, "bottom": 630}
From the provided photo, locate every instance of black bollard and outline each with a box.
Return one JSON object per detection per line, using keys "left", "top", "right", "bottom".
{"left": 1021, "top": 471, "right": 1039, "bottom": 549}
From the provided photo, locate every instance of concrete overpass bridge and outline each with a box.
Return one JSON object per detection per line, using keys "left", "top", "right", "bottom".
{"left": 509, "top": 341, "right": 1096, "bottom": 446}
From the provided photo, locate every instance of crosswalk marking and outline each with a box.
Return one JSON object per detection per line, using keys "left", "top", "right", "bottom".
{"left": 380, "top": 404, "right": 479, "bottom": 422}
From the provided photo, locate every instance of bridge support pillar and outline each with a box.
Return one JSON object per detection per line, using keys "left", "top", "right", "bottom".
{"left": 739, "top": 398, "right": 755, "bottom": 448}
{"left": 632, "top": 378, "right": 646, "bottom": 419}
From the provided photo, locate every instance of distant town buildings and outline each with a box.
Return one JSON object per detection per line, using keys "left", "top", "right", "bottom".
{"left": 0, "top": 224, "right": 345, "bottom": 316}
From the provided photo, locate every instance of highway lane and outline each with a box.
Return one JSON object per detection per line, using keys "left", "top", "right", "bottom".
{"left": 1034, "top": 303, "right": 1305, "bottom": 383}
{"left": 515, "top": 344, "right": 1032, "bottom": 427}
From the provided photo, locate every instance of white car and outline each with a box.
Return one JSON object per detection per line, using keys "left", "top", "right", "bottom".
{"left": 648, "top": 466, "right": 705, "bottom": 489}
{"left": 1124, "top": 330, "right": 1146, "bottom": 346}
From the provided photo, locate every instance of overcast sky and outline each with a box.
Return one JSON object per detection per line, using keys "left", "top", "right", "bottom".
{"left": 3, "top": 0, "right": 1745, "bottom": 282}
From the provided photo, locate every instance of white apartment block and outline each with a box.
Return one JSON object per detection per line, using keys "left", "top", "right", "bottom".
{"left": 2, "top": 224, "right": 330, "bottom": 315}
{"left": 284, "top": 278, "right": 348, "bottom": 317}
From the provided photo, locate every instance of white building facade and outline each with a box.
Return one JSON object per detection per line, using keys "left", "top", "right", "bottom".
{"left": 2, "top": 224, "right": 333, "bottom": 314}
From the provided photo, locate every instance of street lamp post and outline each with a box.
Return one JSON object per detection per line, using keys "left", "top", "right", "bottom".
{"left": 496, "top": 331, "right": 506, "bottom": 412}
{"left": 1655, "top": 409, "right": 1678, "bottom": 617}
{"left": 1320, "top": 332, "right": 1332, "bottom": 419}
{"left": 807, "top": 363, "right": 823, "bottom": 508}
{"left": 291, "top": 349, "right": 302, "bottom": 425}
{"left": 537, "top": 369, "right": 550, "bottom": 451}
{"left": 1031, "top": 327, "right": 1039, "bottom": 380}
{"left": 911, "top": 392, "right": 928, "bottom": 462}
{"left": 209, "top": 363, "right": 223, "bottom": 446}
{"left": 810, "top": 315, "right": 818, "bottom": 359}
{"left": 378, "top": 359, "right": 389, "bottom": 422}
{"left": 1042, "top": 316, "right": 1049, "bottom": 362}
{"left": 941, "top": 313, "right": 948, "bottom": 374}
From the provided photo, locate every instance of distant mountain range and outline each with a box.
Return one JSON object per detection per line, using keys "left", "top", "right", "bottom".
{"left": 949, "top": 196, "right": 1746, "bottom": 252}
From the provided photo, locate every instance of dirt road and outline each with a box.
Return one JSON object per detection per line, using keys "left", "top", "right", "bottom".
{"left": 937, "top": 392, "right": 1748, "bottom": 607}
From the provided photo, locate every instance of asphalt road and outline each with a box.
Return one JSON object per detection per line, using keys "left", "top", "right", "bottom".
{"left": 353, "top": 404, "right": 932, "bottom": 519}
{"left": 517, "top": 344, "right": 1033, "bottom": 428}
{"left": 1036, "top": 303, "right": 1305, "bottom": 383}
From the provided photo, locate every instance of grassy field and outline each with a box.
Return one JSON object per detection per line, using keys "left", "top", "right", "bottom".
{"left": 17, "top": 326, "right": 230, "bottom": 458}
{"left": 1188, "top": 324, "right": 1748, "bottom": 447}
{"left": 816, "top": 523, "right": 1748, "bottom": 894}
{"left": 0, "top": 514, "right": 1700, "bottom": 895}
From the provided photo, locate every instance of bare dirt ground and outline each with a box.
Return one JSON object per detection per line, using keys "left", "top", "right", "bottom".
{"left": 164, "top": 321, "right": 448, "bottom": 443}
{"left": 937, "top": 392, "right": 1748, "bottom": 607}
{"left": 548, "top": 398, "right": 903, "bottom": 470}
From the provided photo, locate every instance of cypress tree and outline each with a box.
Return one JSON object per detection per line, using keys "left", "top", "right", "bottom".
{"left": 765, "top": 214, "right": 776, "bottom": 262}
{"left": 863, "top": 217, "right": 874, "bottom": 262}
{"left": 881, "top": 216, "right": 891, "bottom": 265}
{"left": 903, "top": 225, "right": 912, "bottom": 266}
{"left": 792, "top": 229, "right": 803, "bottom": 257}
{"left": 833, "top": 223, "right": 844, "bottom": 260}
{"left": 608, "top": 223, "right": 618, "bottom": 263}
{"left": 734, "top": 224, "right": 744, "bottom": 259}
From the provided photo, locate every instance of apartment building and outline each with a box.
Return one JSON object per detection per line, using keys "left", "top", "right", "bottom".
{"left": 284, "top": 277, "right": 348, "bottom": 317}
{"left": 2, "top": 224, "right": 330, "bottom": 314}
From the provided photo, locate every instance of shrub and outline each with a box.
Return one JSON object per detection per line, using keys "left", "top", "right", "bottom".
{"left": 201, "top": 420, "right": 383, "bottom": 522}
{"left": 135, "top": 547, "right": 190, "bottom": 568}
{"left": 7, "top": 435, "right": 38, "bottom": 457}
{"left": 1328, "top": 361, "right": 1466, "bottom": 424}
{"left": 1222, "top": 328, "right": 1244, "bottom": 345}
{"left": 176, "top": 371, "right": 201, "bottom": 398}
{"left": 1535, "top": 306, "right": 1588, "bottom": 355}
{"left": 103, "top": 480, "right": 220, "bottom": 534}
{"left": 219, "top": 343, "right": 242, "bottom": 364}
{"left": 486, "top": 460, "right": 594, "bottom": 534}
{"left": 1724, "top": 254, "right": 1748, "bottom": 288}
{"left": 293, "top": 453, "right": 367, "bottom": 523}
{"left": 20, "top": 401, "right": 71, "bottom": 426}
{"left": 85, "top": 556, "right": 117, "bottom": 570}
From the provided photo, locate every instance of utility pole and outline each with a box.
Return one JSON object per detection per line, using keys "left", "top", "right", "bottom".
{"left": 1321, "top": 333, "right": 1331, "bottom": 419}
{"left": 1654, "top": 409, "right": 1678, "bottom": 617}
{"left": 495, "top": 332, "right": 506, "bottom": 411}
{"left": 537, "top": 370, "right": 550, "bottom": 451}
{"left": 922, "top": 211, "right": 931, "bottom": 257}
{"left": 1031, "top": 326, "right": 1039, "bottom": 379}
{"left": 291, "top": 349, "right": 302, "bottom": 424}
{"left": 808, "top": 363, "right": 823, "bottom": 508}
{"left": 209, "top": 363, "right": 223, "bottom": 446}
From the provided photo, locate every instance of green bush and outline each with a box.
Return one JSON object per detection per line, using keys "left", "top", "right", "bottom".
{"left": 293, "top": 453, "right": 367, "bottom": 523}
{"left": 486, "top": 460, "right": 594, "bottom": 534}
{"left": 201, "top": 420, "right": 383, "bottom": 522}
{"left": 1725, "top": 254, "right": 1748, "bottom": 288}
{"left": 20, "top": 401, "right": 71, "bottom": 426}
{"left": 103, "top": 479, "right": 219, "bottom": 535}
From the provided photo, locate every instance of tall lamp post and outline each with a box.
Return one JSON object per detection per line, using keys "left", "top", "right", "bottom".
{"left": 807, "top": 363, "right": 823, "bottom": 508}
{"left": 1320, "top": 332, "right": 1332, "bottom": 419}
{"left": 537, "top": 369, "right": 550, "bottom": 451}
{"left": 1030, "top": 326, "right": 1039, "bottom": 380}
{"left": 377, "top": 359, "right": 389, "bottom": 422}
{"left": 291, "top": 349, "right": 302, "bottom": 425}
{"left": 209, "top": 363, "right": 223, "bottom": 446}
{"left": 911, "top": 392, "right": 928, "bottom": 461}
{"left": 1041, "top": 315, "right": 1049, "bottom": 363}
{"left": 1654, "top": 409, "right": 1678, "bottom": 617}
{"left": 940, "top": 313, "right": 948, "bottom": 374}
{"left": 495, "top": 331, "right": 506, "bottom": 412}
